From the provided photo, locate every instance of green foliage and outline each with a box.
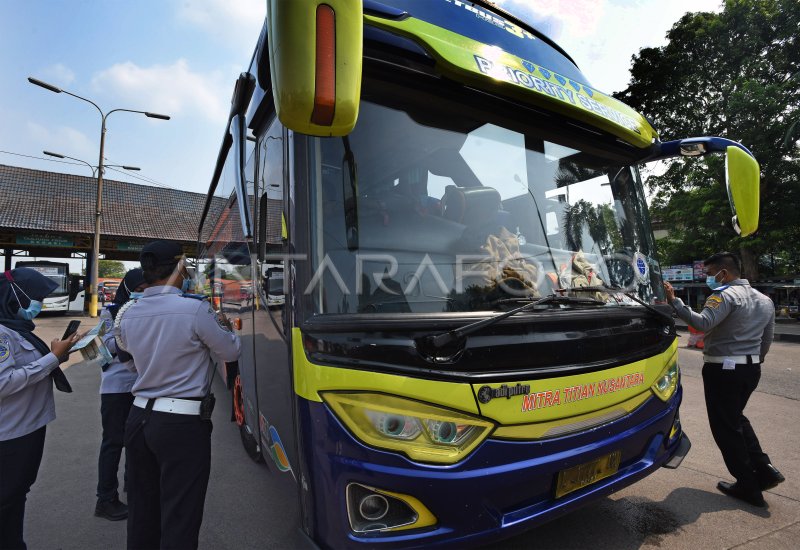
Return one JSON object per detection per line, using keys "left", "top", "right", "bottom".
{"left": 616, "top": 0, "right": 800, "bottom": 278}
{"left": 98, "top": 259, "right": 126, "bottom": 278}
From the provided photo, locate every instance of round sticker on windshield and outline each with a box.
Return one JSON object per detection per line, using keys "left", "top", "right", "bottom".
{"left": 633, "top": 253, "right": 649, "bottom": 284}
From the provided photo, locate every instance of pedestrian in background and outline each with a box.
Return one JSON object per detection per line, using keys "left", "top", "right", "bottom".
{"left": 94, "top": 268, "right": 147, "bottom": 522}
{"left": 119, "top": 241, "right": 241, "bottom": 550}
{"left": 0, "top": 268, "right": 80, "bottom": 549}
{"left": 664, "top": 251, "right": 784, "bottom": 507}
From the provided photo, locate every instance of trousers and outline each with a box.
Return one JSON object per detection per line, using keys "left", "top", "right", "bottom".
{"left": 0, "top": 426, "right": 46, "bottom": 550}
{"left": 702, "top": 363, "right": 770, "bottom": 492}
{"left": 97, "top": 392, "right": 134, "bottom": 502}
{"left": 124, "top": 405, "right": 212, "bottom": 550}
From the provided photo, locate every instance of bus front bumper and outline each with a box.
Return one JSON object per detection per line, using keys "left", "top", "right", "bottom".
{"left": 299, "top": 387, "right": 685, "bottom": 549}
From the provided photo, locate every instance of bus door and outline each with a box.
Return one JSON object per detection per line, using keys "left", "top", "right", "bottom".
{"left": 68, "top": 274, "right": 85, "bottom": 312}
{"left": 229, "top": 147, "right": 262, "bottom": 460}
{"left": 252, "top": 118, "right": 299, "bottom": 492}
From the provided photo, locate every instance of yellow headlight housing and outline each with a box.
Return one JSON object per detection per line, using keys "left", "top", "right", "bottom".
{"left": 651, "top": 360, "right": 679, "bottom": 401}
{"left": 321, "top": 392, "right": 495, "bottom": 464}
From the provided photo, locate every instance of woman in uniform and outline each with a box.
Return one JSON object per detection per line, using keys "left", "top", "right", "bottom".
{"left": 0, "top": 268, "right": 80, "bottom": 549}
{"left": 94, "top": 268, "right": 146, "bottom": 522}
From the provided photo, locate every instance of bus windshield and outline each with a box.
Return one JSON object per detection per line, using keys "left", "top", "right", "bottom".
{"left": 307, "top": 91, "right": 664, "bottom": 315}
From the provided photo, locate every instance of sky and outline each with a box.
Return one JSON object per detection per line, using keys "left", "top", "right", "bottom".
{"left": 0, "top": 0, "right": 722, "bottom": 271}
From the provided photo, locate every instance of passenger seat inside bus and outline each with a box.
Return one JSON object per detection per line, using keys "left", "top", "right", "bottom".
{"left": 441, "top": 185, "right": 513, "bottom": 251}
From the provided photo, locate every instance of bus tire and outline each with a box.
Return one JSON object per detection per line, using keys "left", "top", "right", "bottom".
{"left": 239, "top": 423, "right": 264, "bottom": 463}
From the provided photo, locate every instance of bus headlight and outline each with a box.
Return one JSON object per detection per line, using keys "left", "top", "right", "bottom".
{"left": 322, "top": 392, "right": 494, "bottom": 464}
{"left": 651, "top": 360, "right": 679, "bottom": 401}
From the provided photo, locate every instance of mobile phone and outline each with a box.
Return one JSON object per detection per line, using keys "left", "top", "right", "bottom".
{"left": 62, "top": 320, "right": 81, "bottom": 340}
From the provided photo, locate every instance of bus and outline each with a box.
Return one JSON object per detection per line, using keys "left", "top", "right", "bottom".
{"left": 14, "top": 260, "right": 85, "bottom": 314}
{"left": 198, "top": 1, "right": 760, "bottom": 547}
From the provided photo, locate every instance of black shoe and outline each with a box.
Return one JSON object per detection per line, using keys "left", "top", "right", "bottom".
{"left": 94, "top": 498, "right": 128, "bottom": 521}
{"left": 716, "top": 481, "right": 766, "bottom": 507}
{"left": 757, "top": 464, "right": 785, "bottom": 491}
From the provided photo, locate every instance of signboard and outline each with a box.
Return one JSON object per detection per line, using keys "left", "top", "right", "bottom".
{"left": 663, "top": 265, "right": 694, "bottom": 282}
{"left": 28, "top": 266, "right": 61, "bottom": 276}
{"left": 116, "top": 241, "right": 145, "bottom": 252}
{"left": 693, "top": 261, "right": 705, "bottom": 281}
{"left": 16, "top": 234, "right": 74, "bottom": 248}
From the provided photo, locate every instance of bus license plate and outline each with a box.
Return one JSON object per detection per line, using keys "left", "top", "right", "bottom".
{"left": 555, "top": 450, "right": 621, "bottom": 498}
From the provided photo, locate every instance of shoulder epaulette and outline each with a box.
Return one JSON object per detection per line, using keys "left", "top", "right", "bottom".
{"left": 180, "top": 293, "right": 209, "bottom": 301}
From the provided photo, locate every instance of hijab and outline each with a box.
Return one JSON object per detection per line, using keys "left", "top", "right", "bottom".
{"left": 0, "top": 268, "right": 72, "bottom": 392}
{"left": 0, "top": 268, "right": 58, "bottom": 354}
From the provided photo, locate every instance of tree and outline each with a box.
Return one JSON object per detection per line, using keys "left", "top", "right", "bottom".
{"left": 616, "top": 0, "right": 800, "bottom": 278}
{"left": 98, "top": 260, "right": 126, "bottom": 278}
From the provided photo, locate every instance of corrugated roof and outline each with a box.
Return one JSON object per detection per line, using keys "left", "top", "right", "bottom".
{"left": 0, "top": 164, "right": 225, "bottom": 242}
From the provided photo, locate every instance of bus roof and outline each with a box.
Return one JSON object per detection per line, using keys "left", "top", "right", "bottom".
{"left": 249, "top": 0, "right": 656, "bottom": 150}
{"left": 361, "top": 0, "right": 657, "bottom": 148}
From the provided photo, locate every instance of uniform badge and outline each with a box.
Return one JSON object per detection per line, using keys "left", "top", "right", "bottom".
{"left": 0, "top": 337, "right": 10, "bottom": 362}
{"left": 705, "top": 295, "right": 723, "bottom": 309}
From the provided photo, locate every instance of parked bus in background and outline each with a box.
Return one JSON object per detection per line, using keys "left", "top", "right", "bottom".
{"left": 98, "top": 278, "right": 121, "bottom": 303}
{"left": 14, "top": 260, "right": 85, "bottom": 314}
{"left": 198, "top": 1, "right": 760, "bottom": 547}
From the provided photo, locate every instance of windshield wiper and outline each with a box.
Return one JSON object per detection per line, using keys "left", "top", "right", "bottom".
{"left": 419, "top": 293, "right": 604, "bottom": 356}
{"left": 567, "top": 285, "right": 676, "bottom": 326}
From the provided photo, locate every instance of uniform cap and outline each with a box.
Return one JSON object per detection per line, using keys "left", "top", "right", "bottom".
{"left": 140, "top": 241, "right": 184, "bottom": 267}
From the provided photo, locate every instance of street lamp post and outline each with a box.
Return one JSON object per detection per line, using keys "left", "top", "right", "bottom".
{"left": 43, "top": 150, "right": 141, "bottom": 178}
{"left": 29, "top": 77, "right": 169, "bottom": 317}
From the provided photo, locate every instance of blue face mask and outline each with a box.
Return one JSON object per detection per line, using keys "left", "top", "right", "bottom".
{"left": 129, "top": 292, "right": 144, "bottom": 300}
{"left": 181, "top": 278, "right": 195, "bottom": 293}
{"left": 16, "top": 299, "right": 43, "bottom": 320}
{"left": 706, "top": 271, "right": 725, "bottom": 290}
{"left": 10, "top": 282, "right": 43, "bottom": 320}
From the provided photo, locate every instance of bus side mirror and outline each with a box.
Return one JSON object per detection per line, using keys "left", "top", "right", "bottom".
{"left": 725, "top": 145, "right": 760, "bottom": 237}
{"left": 265, "top": 0, "right": 362, "bottom": 136}
{"left": 655, "top": 137, "right": 761, "bottom": 238}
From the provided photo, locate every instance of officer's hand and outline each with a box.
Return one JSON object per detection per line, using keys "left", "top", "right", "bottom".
{"left": 51, "top": 333, "right": 81, "bottom": 360}
{"left": 216, "top": 312, "right": 233, "bottom": 331}
{"left": 663, "top": 281, "right": 675, "bottom": 303}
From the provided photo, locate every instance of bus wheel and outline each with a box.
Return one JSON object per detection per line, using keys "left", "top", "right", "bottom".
{"left": 240, "top": 424, "right": 264, "bottom": 463}
{"left": 232, "top": 374, "right": 263, "bottom": 463}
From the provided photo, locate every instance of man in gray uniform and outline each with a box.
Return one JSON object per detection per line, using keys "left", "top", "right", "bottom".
{"left": 665, "top": 251, "right": 784, "bottom": 507}
{"left": 119, "top": 241, "right": 241, "bottom": 549}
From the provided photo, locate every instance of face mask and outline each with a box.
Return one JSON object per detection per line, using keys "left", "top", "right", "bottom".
{"left": 181, "top": 278, "right": 196, "bottom": 293}
{"left": 9, "top": 281, "right": 43, "bottom": 320}
{"left": 129, "top": 292, "right": 144, "bottom": 300}
{"left": 706, "top": 271, "right": 724, "bottom": 290}
{"left": 16, "top": 299, "right": 43, "bottom": 320}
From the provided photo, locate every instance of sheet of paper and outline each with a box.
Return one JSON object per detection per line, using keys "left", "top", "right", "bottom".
{"left": 69, "top": 321, "right": 104, "bottom": 353}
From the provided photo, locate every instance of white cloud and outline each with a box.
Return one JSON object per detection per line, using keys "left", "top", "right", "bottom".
{"left": 496, "top": 0, "right": 605, "bottom": 38}
{"left": 91, "top": 59, "right": 229, "bottom": 123}
{"left": 39, "top": 63, "right": 76, "bottom": 87}
{"left": 26, "top": 121, "right": 96, "bottom": 161}
{"left": 175, "top": 0, "right": 265, "bottom": 55}
{"left": 494, "top": 0, "right": 723, "bottom": 93}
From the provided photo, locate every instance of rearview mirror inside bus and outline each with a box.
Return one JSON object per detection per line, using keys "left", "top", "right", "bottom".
{"left": 265, "top": 0, "right": 363, "bottom": 136}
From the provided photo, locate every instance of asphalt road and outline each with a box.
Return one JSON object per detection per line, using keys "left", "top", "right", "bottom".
{"left": 20, "top": 316, "right": 800, "bottom": 549}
